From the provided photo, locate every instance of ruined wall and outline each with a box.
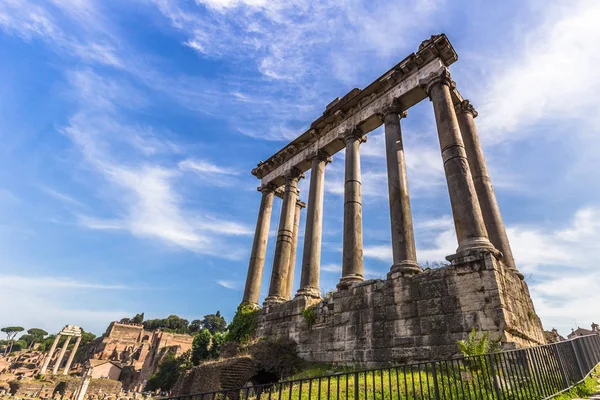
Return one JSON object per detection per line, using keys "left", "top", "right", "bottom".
{"left": 173, "top": 357, "right": 258, "bottom": 396}
{"left": 256, "top": 252, "right": 545, "bottom": 367}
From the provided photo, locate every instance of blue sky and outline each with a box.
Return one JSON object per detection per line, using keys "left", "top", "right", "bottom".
{"left": 0, "top": 0, "right": 599, "bottom": 338}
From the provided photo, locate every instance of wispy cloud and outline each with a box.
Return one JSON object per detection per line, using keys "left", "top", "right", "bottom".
{"left": 0, "top": 275, "right": 130, "bottom": 290}
{"left": 179, "top": 159, "right": 239, "bottom": 175}
{"left": 216, "top": 279, "right": 239, "bottom": 289}
{"left": 39, "top": 186, "right": 86, "bottom": 208}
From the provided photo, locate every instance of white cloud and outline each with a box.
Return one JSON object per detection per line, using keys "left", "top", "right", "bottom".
{"left": 216, "top": 280, "right": 239, "bottom": 289}
{"left": 39, "top": 186, "right": 86, "bottom": 208}
{"left": 478, "top": 0, "right": 600, "bottom": 142}
{"left": 179, "top": 159, "right": 239, "bottom": 175}
{"left": 321, "top": 263, "right": 341, "bottom": 273}
{"left": 0, "top": 275, "right": 130, "bottom": 290}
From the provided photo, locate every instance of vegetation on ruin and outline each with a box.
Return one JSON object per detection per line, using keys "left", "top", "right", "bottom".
{"left": 191, "top": 329, "right": 211, "bottom": 365}
{"left": 456, "top": 328, "right": 501, "bottom": 357}
{"left": 301, "top": 305, "right": 317, "bottom": 329}
{"left": 225, "top": 304, "right": 259, "bottom": 344}
{"left": 119, "top": 311, "right": 227, "bottom": 335}
{"left": 145, "top": 350, "right": 192, "bottom": 392}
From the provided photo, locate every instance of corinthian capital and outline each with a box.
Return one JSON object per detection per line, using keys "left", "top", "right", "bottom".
{"left": 376, "top": 100, "right": 408, "bottom": 120}
{"left": 311, "top": 150, "right": 333, "bottom": 164}
{"left": 419, "top": 69, "right": 455, "bottom": 96}
{"left": 455, "top": 99, "right": 478, "bottom": 118}
{"left": 284, "top": 167, "right": 305, "bottom": 183}
{"left": 342, "top": 127, "right": 367, "bottom": 144}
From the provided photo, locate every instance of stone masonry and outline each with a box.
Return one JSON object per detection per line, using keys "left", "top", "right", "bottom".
{"left": 242, "top": 34, "right": 545, "bottom": 366}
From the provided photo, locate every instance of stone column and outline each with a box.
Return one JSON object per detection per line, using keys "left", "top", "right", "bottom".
{"left": 455, "top": 100, "right": 519, "bottom": 274}
{"left": 40, "top": 334, "right": 60, "bottom": 374}
{"left": 264, "top": 169, "right": 303, "bottom": 305}
{"left": 421, "top": 70, "right": 494, "bottom": 255}
{"left": 242, "top": 186, "right": 276, "bottom": 306}
{"left": 52, "top": 336, "right": 72, "bottom": 375}
{"left": 285, "top": 199, "right": 305, "bottom": 299}
{"left": 380, "top": 107, "right": 422, "bottom": 277}
{"left": 338, "top": 128, "right": 366, "bottom": 289}
{"left": 297, "top": 151, "right": 331, "bottom": 298}
{"left": 63, "top": 336, "right": 82, "bottom": 375}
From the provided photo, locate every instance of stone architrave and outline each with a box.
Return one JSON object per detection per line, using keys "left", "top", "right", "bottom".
{"left": 380, "top": 106, "right": 421, "bottom": 277}
{"left": 52, "top": 336, "right": 72, "bottom": 375}
{"left": 63, "top": 336, "right": 82, "bottom": 375}
{"left": 285, "top": 199, "right": 305, "bottom": 299}
{"left": 40, "top": 334, "right": 61, "bottom": 374}
{"left": 338, "top": 128, "right": 366, "bottom": 289}
{"left": 421, "top": 70, "right": 494, "bottom": 255}
{"left": 242, "top": 186, "right": 276, "bottom": 306}
{"left": 455, "top": 100, "right": 520, "bottom": 275}
{"left": 264, "top": 170, "right": 303, "bottom": 305}
{"left": 297, "top": 151, "right": 331, "bottom": 298}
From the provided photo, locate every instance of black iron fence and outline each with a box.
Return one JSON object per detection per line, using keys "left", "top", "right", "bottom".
{"left": 165, "top": 335, "right": 600, "bottom": 400}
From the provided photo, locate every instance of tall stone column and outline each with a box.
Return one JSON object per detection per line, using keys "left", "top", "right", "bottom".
{"left": 455, "top": 100, "right": 520, "bottom": 274}
{"left": 40, "top": 334, "right": 60, "bottom": 374}
{"left": 52, "top": 335, "right": 72, "bottom": 375}
{"left": 242, "top": 186, "right": 276, "bottom": 306}
{"left": 264, "top": 170, "right": 303, "bottom": 305}
{"left": 380, "top": 107, "right": 421, "bottom": 277}
{"left": 285, "top": 199, "right": 305, "bottom": 299}
{"left": 63, "top": 335, "right": 82, "bottom": 375}
{"left": 297, "top": 152, "right": 331, "bottom": 298}
{"left": 421, "top": 70, "right": 494, "bottom": 255}
{"left": 338, "top": 128, "right": 366, "bottom": 289}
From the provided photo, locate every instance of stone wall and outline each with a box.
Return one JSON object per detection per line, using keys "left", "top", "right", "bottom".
{"left": 173, "top": 357, "right": 258, "bottom": 395}
{"left": 256, "top": 252, "right": 545, "bottom": 367}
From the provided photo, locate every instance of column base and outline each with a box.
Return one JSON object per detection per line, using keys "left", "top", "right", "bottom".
{"left": 295, "top": 287, "right": 321, "bottom": 299}
{"left": 337, "top": 275, "right": 364, "bottom": 290}
{"left": 456, "top": 236, "right": 496, "bottom": 254}
{"left": 387, "top": 261, "right": 422, "bottom": 279}
{"left": 262, "top": 296, "right": 288, "bottom": 307}
{"left": 239, "top": 301, "right": 260, "bottom": 310}
{"left": 446, "top": 239, "right": 502, "bottom": 264}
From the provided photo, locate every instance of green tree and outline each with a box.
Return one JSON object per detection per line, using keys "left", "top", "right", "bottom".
{"left": 191, "top": 329, "right": 211, "bottom": 365}
{"left": 143, "top": 315, "right": 190, "bottom": 334}
{"left": 201, "top": 311, "right": 227, "bottom": 335}
{"left": 189, "top": 320, "right": 202, "bottom": 333}
{"left": 1, "top": 326, "right": 24, "bottom": 355}
{"left": 209, "top": 332, "right": 226, "bottom": 359}
{"left": 11, "top": 340, "right": 28, "bottom": 352}
{"left": 145, "top": 351, "right": 190, "bottom": 393}
{"left": 26, "top": 328, "right": 48, "bottom": 349}
{"left": 132, "top": 313, "right": 144, "bottom": 324}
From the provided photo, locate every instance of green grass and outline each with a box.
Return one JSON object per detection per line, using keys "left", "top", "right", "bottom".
{"left": 553, "top": 374, "right": 598, "bottom": 400}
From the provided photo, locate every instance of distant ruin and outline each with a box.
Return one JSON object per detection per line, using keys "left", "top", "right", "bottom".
{"left": 241, "top": 34, "right": 545, "bottom": 366}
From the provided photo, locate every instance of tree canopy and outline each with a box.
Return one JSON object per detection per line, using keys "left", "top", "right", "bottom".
{"left": 2, "top": 326, "right": 25, "bottom": 355}
{"left": 201, "top": 311, "right": 227, "bottom": 335}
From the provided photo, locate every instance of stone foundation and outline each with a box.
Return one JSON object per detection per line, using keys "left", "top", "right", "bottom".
{"left": 256, "top": 252, "right": 544, "bottom": 367}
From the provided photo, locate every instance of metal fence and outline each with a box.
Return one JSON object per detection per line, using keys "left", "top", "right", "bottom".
{"left": 166, "top": 334, "right": 600, "bottom": 400}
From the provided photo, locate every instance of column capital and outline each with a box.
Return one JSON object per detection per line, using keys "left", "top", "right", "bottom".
{"left": 420, "top": 69, "right": 456, "bottom": 97}
{"left": 342, "top": 127, "right": 367, "bottom": 144}
{"left": 296, "top": 199, "right": 306, "bottom": 209}
{"left": 257, "top": 183, "right": 277, "bottom": 193}
{"left": 455, "top": 99, "right": 478, "bottom": 118}
{"left": 284, "top": 167, "right": 305, "bottom": 183}
{"left": 310, "top": 150, "right": 333, "bottom": 164}
{"left": 376, "top": 99, "right": 408, "bottom": 120}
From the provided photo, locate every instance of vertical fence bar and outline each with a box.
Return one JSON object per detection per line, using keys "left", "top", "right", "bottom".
{"left": 354, "top": 371, "right": 359, "bottom": 400}
{"left": 431, "top": 362, "right": 441, "bottom": 400}
{"left": 571, "top": 339, "right": 585, "bottom": 380}
{"left": 554, "top": 344, "right": 570, "bottom": 390}
{"left": 488, "top": 353, "right": 502, "bottom": 400}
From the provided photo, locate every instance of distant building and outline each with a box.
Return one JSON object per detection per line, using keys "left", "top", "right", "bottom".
{"left": 89, "top": 360, "right": 122, "bottom": 380}
{"left": 567, "top": 323, "right": 599, "bottom": 339}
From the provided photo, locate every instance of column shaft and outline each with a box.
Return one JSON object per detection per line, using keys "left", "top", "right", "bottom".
{"left": 422, "top": 70, "right": 494, "bottom": 255}
{"left": 339, "top": 129, "right": 365, "bottom": 289}
{"left": 264, "top": 172, "right": 302, "bottom": 305}
{"left": 285, "top": 200, "right": 304, "bottom": 299}
{"left": 242, "top": 188, "right": 275, "bottom": 306}
{"left": 53, "top": 336, "right": 72, "bottom": 375}
{"left": 382, "top": 109, "right": 421, "bottom": 277}
{"left": 456, "top": 101, "right": 519, "bottom": 273}
{"left": 297, "top": 153, "right": 329, "bottom": 298}
{"left": 63, "top": 336, "right": 82, "bottom": 375}
{"left": 40, "top": 334, "right": 61, "bottom": 374}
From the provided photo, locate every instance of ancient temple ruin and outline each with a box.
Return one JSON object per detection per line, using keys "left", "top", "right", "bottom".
{"left": 40, "top": 325, "right": 83, "bottom": 376}
{"left": 242, "top": 34, "right": 545, "bottom": 366}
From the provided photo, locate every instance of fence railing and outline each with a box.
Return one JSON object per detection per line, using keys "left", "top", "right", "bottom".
{"left": 165, "top": 334, "right": 600, "bottom": 400}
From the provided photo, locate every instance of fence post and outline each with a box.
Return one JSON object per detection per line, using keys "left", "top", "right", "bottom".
{"left": 528, "top": 348, "right": 547, "bottom": 398}
{"left": 554, "top": 345, "right": 570, "bottom": 389}
{"left": 571, "top": 339, "right": 585, "bottom": 380}
{"left": 354, "top": 372, "right": 359, "bottom": 400}
{"left": 487, "top": 354, "right": 502, "bottom": 400}
{"left": 432, "top": 362, "right": 441, "bottom": 400}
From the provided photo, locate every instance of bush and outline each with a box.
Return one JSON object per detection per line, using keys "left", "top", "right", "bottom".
{"left": 225, "top": 304, "right": 259, "bottom": 344}
{"left": 191, "top": 329, "right": 211, "bottom": 365}
{"left": 251, "top": 339, "right": 304, "bottom": 380}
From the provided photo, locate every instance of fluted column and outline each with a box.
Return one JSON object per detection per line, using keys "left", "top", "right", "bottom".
{"left": 52, "top": 335, "right": 71, "bottom": 375}
{"left": 63, "top": 336, "right": 82, "bottom": 375}
{"left": 297, "top": 152, "right": 331, "bottom": 298}
{"left": 264, "top": 170, "right": 303, "bottom": 305}
{"left": 285, "top": 199, "right": 305, "bottom": 299}
{"left": 40, "top": 334, "right": 61, "bottom": 374}
{"left": 242, "top": 186, "right": 276, "bottom": 306}
{"left": 455, "top": 100, "right": 520, "bottom": 275}
{"left": 421, "top": 70, "right": 495, "bottom": 255}
{"left": 338, "top": 128, "right": 365, "bottom": 289}
{"left": 380, "top": 106, "right": 421, "bottom": 277}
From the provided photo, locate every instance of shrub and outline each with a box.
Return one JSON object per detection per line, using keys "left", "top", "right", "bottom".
{"left": 225, "top": 304, "right": 260, "bottom": 344}
{"left": 301, "top": 305, "right": 317, "bottom": 329}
